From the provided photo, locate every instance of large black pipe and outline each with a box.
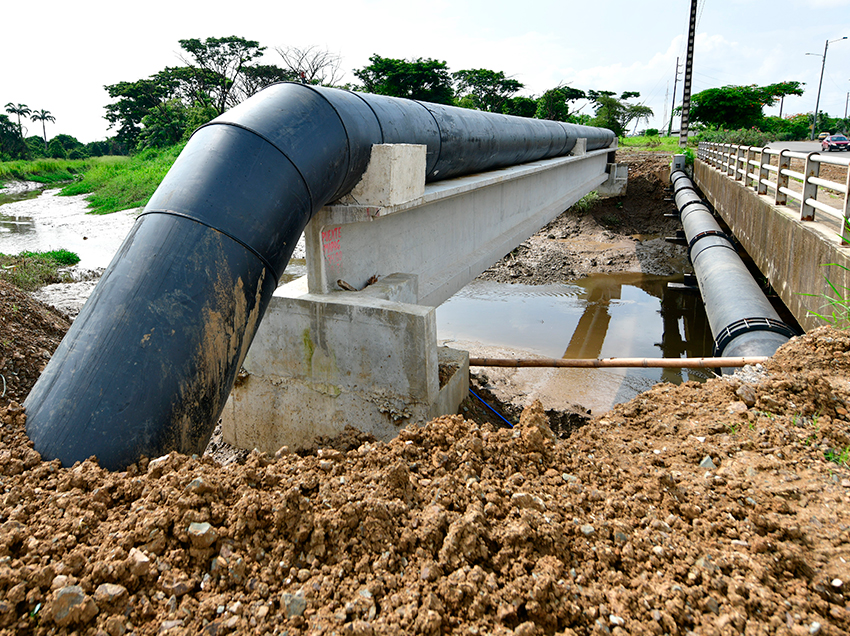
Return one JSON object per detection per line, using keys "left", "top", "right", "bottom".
{"left": 25, "top": 83, "right": 615, "bottom": 470}
{"left": 670, "top": 169, "right": 796, "bottom": 364}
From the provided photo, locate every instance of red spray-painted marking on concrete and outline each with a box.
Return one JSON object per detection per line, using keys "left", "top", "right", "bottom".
{"left": 321, "top": 226, "right": 343, "bottom": 269}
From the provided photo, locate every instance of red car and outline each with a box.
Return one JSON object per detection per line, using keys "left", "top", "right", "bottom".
{"left": 822, "top": 134, "right": 849, "bottom": 151}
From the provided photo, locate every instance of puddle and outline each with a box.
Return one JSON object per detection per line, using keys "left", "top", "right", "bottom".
{"left": 0, "top": 212, "right": 35, "bottom": 235}
{"left": 437, "top": 272, "right": 714, "bottom": 413}
{"left": 0, "top": 188, "right": 43, "bottom": 208}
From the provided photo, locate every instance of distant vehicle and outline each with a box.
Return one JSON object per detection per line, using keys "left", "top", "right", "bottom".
{"left": 818, "top": 132, "right": 830, "bottom": 141}
{"left": 822, "top": 134, "right": 849, "bottom": 152}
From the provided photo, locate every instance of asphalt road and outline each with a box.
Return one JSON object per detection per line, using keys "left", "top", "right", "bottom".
{"left": 764, "top": 140, "right": 823, "bottom": 152}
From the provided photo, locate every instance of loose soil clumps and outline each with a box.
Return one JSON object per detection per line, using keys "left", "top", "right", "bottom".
{"left": 0, "top": 280, "right": 70, "bottom": 404}
{"left": 1, "top": 327, "right": 849, "bottom": 635}
{"left": 2, "top": 154, "right": 849, "bottom": 634}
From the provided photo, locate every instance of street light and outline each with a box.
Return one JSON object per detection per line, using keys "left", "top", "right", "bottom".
{"left": 806, "top": 36, "right": 848, "bottom": 140}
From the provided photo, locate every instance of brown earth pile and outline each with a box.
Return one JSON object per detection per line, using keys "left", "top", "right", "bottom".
{"left": 2, "top": 152, "right": 850, "bottom": 635}
{"left": 0, "top": 281, "right": 70, "bottom": 404}
{"left": 1, "top": 325, "right": 849, "bottom": 635}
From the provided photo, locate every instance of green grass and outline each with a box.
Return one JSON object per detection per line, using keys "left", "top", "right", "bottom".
{"left": 618, "top": 135, "right": 693, "bottom": 154}
{"left": 825, "top": 446, "right": 850, "bottom": 467}
{"left": 1, "top": 144, "right": 184, "bottom": 215}
{"left": 570, "top": 190, "right": 600, "bottom": 214}
{"left": 59, "top": 144, "right": 184, "bottom": 214}
{"left": 0, "top": 156, "right": 127, "bottom": 186}
{"left": 802, "top": 264, "right": 850, "bottom": 329}
{"left": 0, "top": 249, "right": 81, "bottom": 291}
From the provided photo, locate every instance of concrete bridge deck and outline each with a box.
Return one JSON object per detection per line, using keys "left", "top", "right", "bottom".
{"left": 693, "top": 145, "right": 850, "bottom": 332}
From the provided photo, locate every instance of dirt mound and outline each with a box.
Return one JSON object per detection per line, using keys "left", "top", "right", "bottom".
{"left": 2, "top": 153, "right": 849, "bottom": 635}
{"left": 1, "top": 327, "right": 849, "bottom": 635}
{"left": 0, "top": 279, "right": 70, "bottom": 404}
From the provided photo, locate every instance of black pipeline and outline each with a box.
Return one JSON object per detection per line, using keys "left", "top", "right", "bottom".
{"left": 25, "top": 83, "right": 615, "bottom": 470}
{"left": 670, "top": 169, "right": 796, "bottom": 365}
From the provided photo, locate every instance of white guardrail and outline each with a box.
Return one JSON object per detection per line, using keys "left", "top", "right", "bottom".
{"left": 698, "top": 142, "right": 850, "bottom": 245}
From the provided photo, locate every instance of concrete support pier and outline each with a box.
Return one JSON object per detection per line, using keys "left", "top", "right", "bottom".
{"left": 221, "top": 143, "right": 619, "bottom": 453}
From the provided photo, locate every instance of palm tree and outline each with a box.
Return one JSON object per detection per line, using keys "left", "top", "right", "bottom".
{"left": 4, "top": 102, "right": 31, "bottom": 138}
{"left": 30, "top": 109, "right": 56, "bottom": 150}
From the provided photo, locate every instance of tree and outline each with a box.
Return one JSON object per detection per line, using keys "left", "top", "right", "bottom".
{"left": 0, "top": 114, "right": 28, "bottom": 160}
{"left": 47, "top": 138, "right": 66, "bottom": 159}
{"left": 4, "top": 103, "right": 31, "bottom": 138}
{"left": 30, "top": 109, "right": 56, "bottom": 150}
{"left": 276, "top": 45, "right": 342, "bottom": 86}
{"left": 238, "top": 64, "right": 295, "bottom": 98}
{"left": 502, "top": 96, "right": 538, "bottom": 118}
{"left": 354, "top": 55, "right": 454, "bottom": 105}
{"left": 178, "top": 36, "right": 266, "bottom": 113}
{"left": 105, "top": 77, "right": 175, "bottom": 148}
{"left": 136, "top": 99, "right": 189, "bottom": 149}
{"left": 589, "top": 92, "right": 652, "bottom": 136}
{"left": 535, "top": 86, "right": 586, "bottom": 121}
{"left": 452, "top": 69, "right": 523, "bottom": 113}
{"left": 24, "top": 136, "right": 46, "bottom": 158}
{"left": 689, "top": 81, "right": 805, "bottom": 130}
{"left": 761, "top": 113, "right": 811, "bottom": 141}
{"left": 51, "top": 134, "right": 85, "bottom": 156}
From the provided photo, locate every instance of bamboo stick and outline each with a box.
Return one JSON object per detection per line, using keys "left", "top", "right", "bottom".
{"left": 467, "top": 356, "right": 769, "bottom": 369}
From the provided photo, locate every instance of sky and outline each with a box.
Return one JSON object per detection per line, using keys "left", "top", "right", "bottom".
{"left": 4, "top": 0, "right": 850, "bottom": 143}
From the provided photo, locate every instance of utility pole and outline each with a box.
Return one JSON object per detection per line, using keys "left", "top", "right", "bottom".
{"left": 807, "top": 37, "right": 848, "bottom": 140}
{"left": 668, "top": 57, "right": 683, "bottom": 137}
{"left": 679, "top": 0, "right": 698, "bottom": 147}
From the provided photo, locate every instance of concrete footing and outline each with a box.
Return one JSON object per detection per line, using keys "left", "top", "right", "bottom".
{"left": 221, "top": 274, "right": 469, "bottom": 453}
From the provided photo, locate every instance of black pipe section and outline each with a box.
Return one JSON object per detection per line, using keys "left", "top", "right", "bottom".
{"left": 25, "top": 83, "right": 615, "bottom": 470}
{"left": 670, "top": 169, "right": 796, "bottom": 366}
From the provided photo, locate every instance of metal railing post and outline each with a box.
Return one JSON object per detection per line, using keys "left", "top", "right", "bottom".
{"left": 775, "top": 149, "right": 790, "bottom": 206}
{"left": 745, "top": 147, "right": 755, "bottom": 187}
{"left": 800, "top": 152, "right": 820, "bottom": 221}
{"left": 757, "top": 147, "right": 769, "bottom": 195}
{"left": 842, "top": 166, "right": 850, "bottom": 246}
{"left": 734, "top": 146, "right": 745, "bottom": 181}
{"left": 726, "top": 144, "right": 736, "bottom": 177}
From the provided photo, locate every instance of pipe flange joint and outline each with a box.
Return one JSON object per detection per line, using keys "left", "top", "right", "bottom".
{"left": 713, "top": 317, "right": 798, "bottom": 357}
{"left": 677, "top": 198, "right": 708, "bottom": 214}
{"left": 686, "top": 229, "right": 732, "bottom": 261}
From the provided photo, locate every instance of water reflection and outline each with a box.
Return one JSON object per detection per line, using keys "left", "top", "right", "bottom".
{"left": 0, "top": 188, "right": 43, "bottom": 208}
{"left": 437, "top": 272, "right": 713, "bottom": 412}
{"left": 0, "top": 213, "right": 35, "bottom": 235}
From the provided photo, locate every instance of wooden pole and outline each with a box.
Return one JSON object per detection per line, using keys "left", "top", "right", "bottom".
{"left": 468, "top": 356, "right": 769, "bottom": 369}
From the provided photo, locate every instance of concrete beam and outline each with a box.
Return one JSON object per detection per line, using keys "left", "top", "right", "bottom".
{"left": 598, "top": 163, "right": 629, "bottom": 198}
{"left": 694, "top": 160, "right": 850, "bottom": 332}
{"left": 305, "top": 147, "right": 612, "bottom": 306}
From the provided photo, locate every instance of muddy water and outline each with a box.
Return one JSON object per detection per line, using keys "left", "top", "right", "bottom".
{"left": 0, "top": 188, "right": 138, "bottom": 269}
{"left": 2, "top": 185, "right": 715, "bottom": 414}
{"left": 437, "top": 273, "right": 714, "bottom": 413}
